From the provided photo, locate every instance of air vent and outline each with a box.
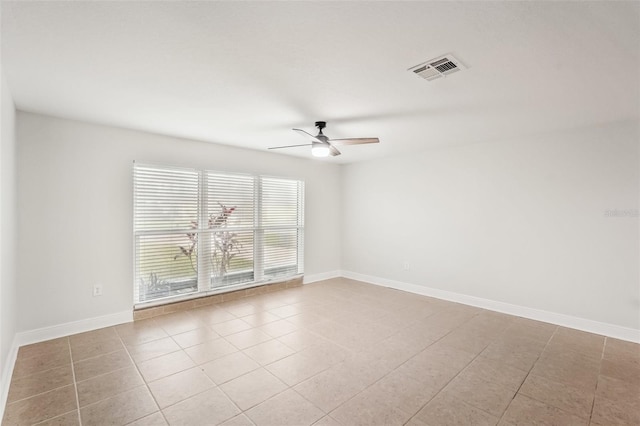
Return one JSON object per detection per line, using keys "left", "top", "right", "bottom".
{"left": 408, "top": 54, "right": 466, "bottom": 82}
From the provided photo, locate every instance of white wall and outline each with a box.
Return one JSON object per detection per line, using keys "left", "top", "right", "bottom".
{"left": 342, "top": 120, "right": 640, "bottom": 331}
{"left": 0, "top": 72, "right": 17, "bottom": 384}
{"left": 17, "top": 112, "right": 341, "bottom": 332}
{"left": 14, "top": 111, "right": 640, "bottom": 337}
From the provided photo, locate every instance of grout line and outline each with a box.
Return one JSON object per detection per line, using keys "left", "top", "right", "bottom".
{"left": 214, "top": 367, "right": 284, "bottom": 416}
{"left": 508, "top": 326, "right": 557, "bottom": 403}
{"left": 67, "top": 339, "right": 83, "bottom": 426}
{"left": 3, "top": 383, "right": 71, "bottom": 406}
{"left": 75, "top": 364, "right": 139, "bottom": 385}
{"left": 415, "top": 321, "right": 557, "bottom": 425}
{"left": 588, "top": 336, "right": 607, "bottom": 424}
{"left": 216, "top": 384, "right": 248, "bottom": 420}
{"left": 70, "top": 346, "right": 127, "bottom": 365}
{"left": 495, "top": 324, "right": 561, "bottom": 424}
{"left": 153, "top": 379, "right": 215, "bottom": 411}
{"left": 31, "top": 409, "right": 79, "bottom": 425}
{"left": 334, "top": 314, "right": 488, "bottom": 424}
{"left": 4, "top": 355, "right": 75, "bottom": 405}
{"left": 117, "top": 326, "right": 170, "bottom": 425}
{"left": 411, "top": 342, "right": 496, "bottom": 420}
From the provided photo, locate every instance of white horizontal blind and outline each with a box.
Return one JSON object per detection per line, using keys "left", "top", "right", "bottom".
{"left": 134, "top": 165, "right": 200, "bottom": 302}
{"left": 133, "top": 163, "right": 304, "bottom": 305}
{"left": 205, "top": 172, "right": 255, "bottom": 288}
{"left": 261, "top": 177, "right": 304, "bottom": 280}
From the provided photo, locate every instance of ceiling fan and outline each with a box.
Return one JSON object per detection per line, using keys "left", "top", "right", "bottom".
{"left": 269, "top": 121, "right": 380, "bottom": 157}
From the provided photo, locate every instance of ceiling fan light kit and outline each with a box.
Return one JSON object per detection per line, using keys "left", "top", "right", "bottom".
{"left": 311, "top": 142, "right": 330, "bottom": 157}
{"left": 269, "top": 120, "right": 380, "bottom": 158}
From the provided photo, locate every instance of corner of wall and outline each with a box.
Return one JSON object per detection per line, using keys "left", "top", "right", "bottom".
{"left": 0, "top": 66, "right": 19, "bottom": 425}
{"left": 0, "top": 337, "right": 18, "bottom": 422}
{"left": 303, "top": 270, "right": 342, "bottom": 284}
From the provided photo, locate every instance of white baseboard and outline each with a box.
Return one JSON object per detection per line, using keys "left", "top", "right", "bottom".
{"left": 14, "top": 310, "right": 133, "bottom": 348}
{"left": 303, "top": 270, "right": 342, "bottom": 285}
{"left": 341, "top": 270, "right": 640, "bottom": 344}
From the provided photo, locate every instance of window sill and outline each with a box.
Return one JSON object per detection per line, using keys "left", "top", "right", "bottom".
{"left": 133, "top": 275, "right": 303, "bottom": 321}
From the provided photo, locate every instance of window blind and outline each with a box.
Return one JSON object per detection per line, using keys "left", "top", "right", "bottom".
{"left": 205, "top": 172, "right": 255, "bottom": 288}
{"left": 133, "top": 163, "right": 304, "bottom": 305}
{"left": 261, "top": 177, "right": 304, "bottom": 280}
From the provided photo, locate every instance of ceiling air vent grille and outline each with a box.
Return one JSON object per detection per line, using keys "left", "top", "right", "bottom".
{"left": 409, "top": 54, "right": 466, "bottom": 82}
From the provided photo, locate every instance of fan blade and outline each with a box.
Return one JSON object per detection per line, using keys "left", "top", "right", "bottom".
{"left": 268, "top": 144, "right": 312, "bottom": 150}
{"left": 329, "top": 145, "right": 341, "bottom": 156}
{"left": 329, "top": 137, "right": 380, "bottom": 146}
{"left": 293, "top": 128, "right": 323, "bottom": 143}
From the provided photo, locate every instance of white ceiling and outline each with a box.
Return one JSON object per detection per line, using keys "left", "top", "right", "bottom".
{"left": 2, "top": 1, "right": 639, "bottom": 163}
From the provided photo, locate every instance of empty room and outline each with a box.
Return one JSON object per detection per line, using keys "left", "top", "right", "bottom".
{"left": 0, "top": 1, "right": 638, "bottom": 425}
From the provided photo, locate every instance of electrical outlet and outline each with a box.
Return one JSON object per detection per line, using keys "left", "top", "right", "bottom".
{"left": 93, "top": 284, "right": 103, "bottom": 297}
{"left": 402, "top": 261, "right": 410, "bottom": 271}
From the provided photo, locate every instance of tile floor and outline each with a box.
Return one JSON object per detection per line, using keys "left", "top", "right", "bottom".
{"left": 3, "top": 278, "right": 640, "bottom": 425}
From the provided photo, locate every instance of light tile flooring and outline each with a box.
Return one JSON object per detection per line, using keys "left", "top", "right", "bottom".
{"left": 3, "top": 278, "right": 640, "bottom": 425}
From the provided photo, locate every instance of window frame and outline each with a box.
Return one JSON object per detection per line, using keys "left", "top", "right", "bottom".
{"left": 133, "top": 162, "right": 304, "bottom": 309}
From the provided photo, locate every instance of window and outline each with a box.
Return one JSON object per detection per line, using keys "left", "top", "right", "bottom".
{"left": 133, "top": 163, "right": 304, "bottom": 306}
